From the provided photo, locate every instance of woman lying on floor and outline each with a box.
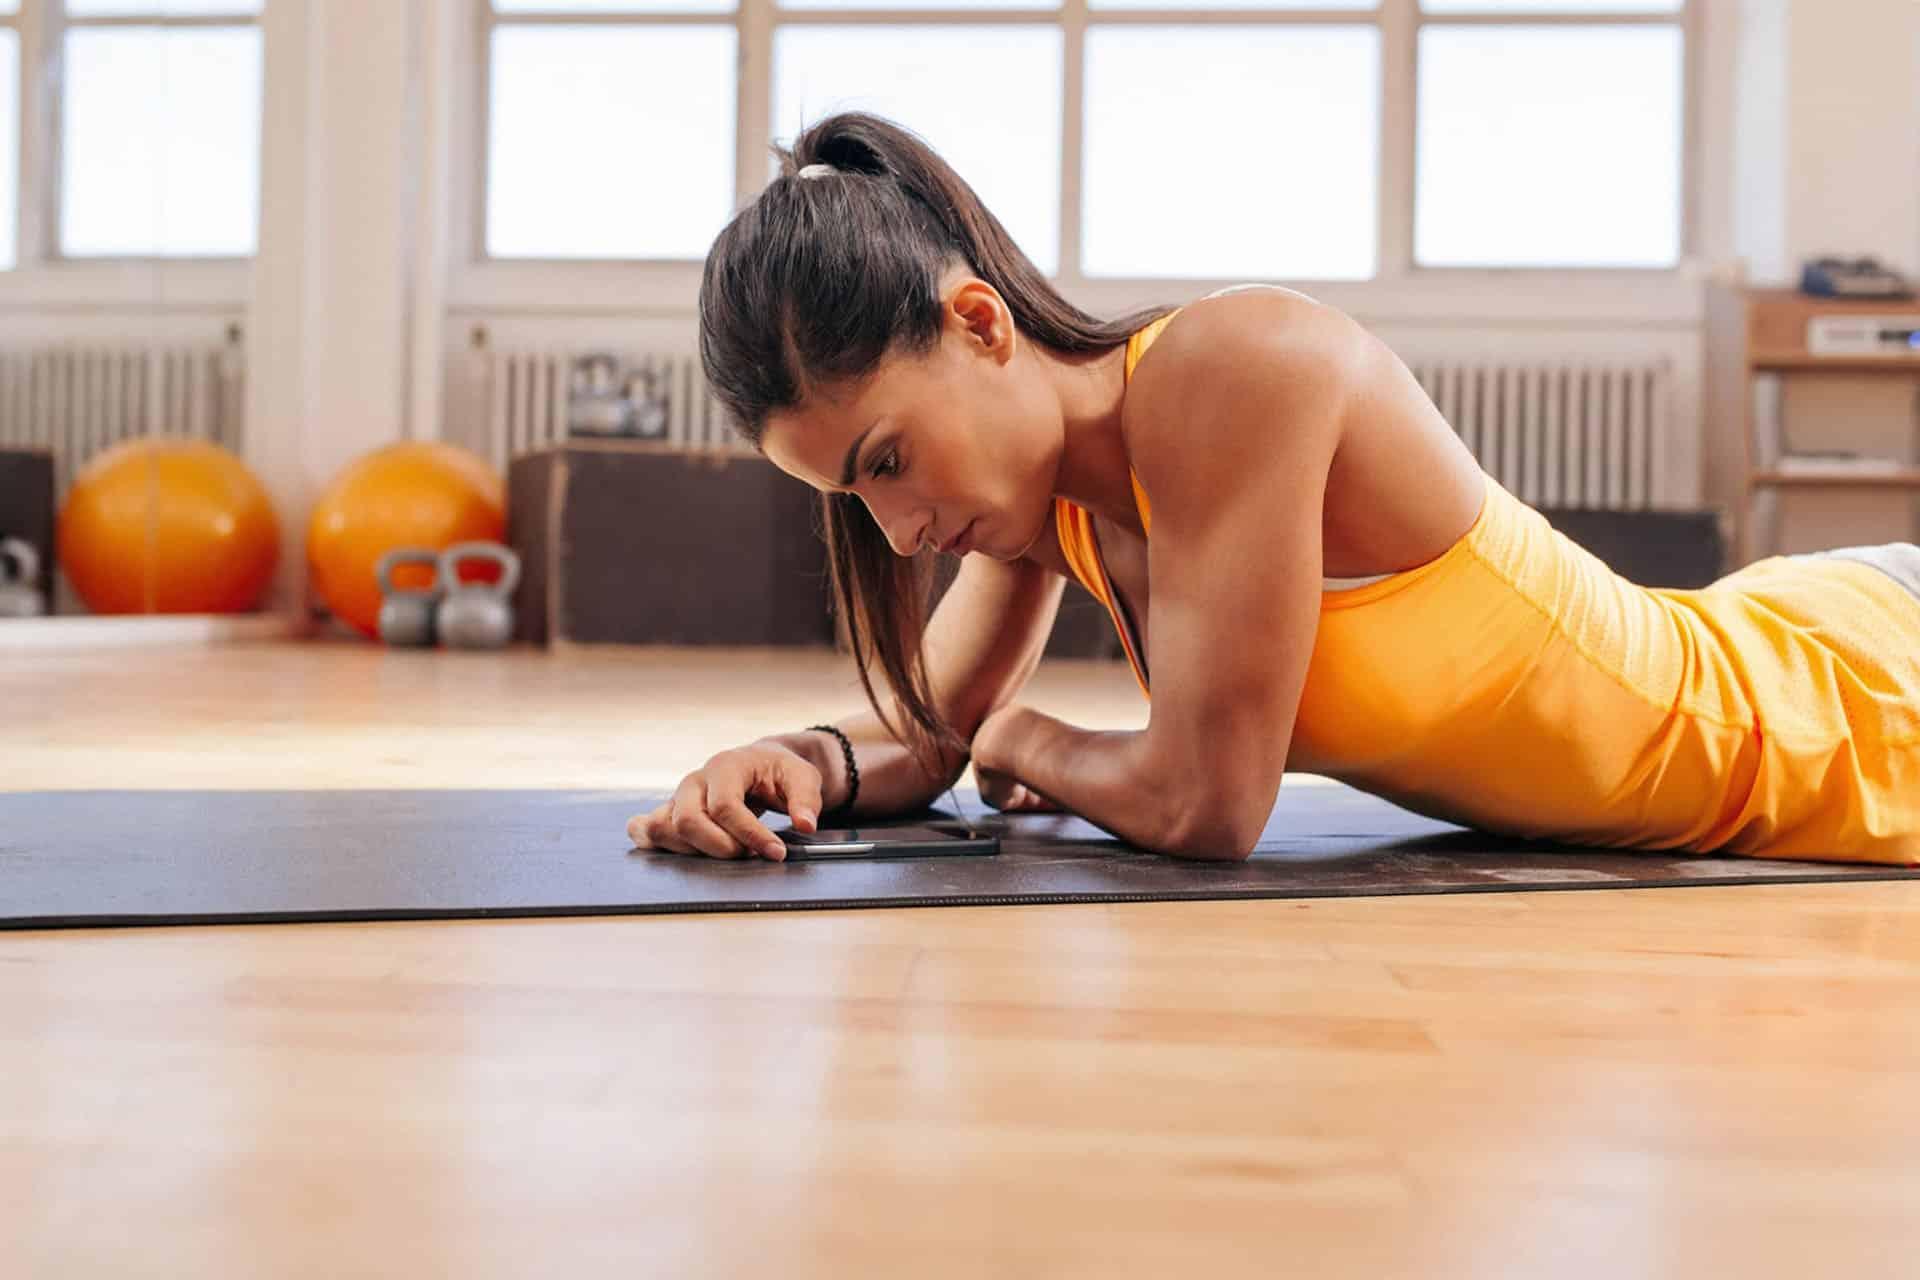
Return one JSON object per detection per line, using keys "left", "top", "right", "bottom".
{"left": 628, "top": 111, "right": 1920, "bottom": 867}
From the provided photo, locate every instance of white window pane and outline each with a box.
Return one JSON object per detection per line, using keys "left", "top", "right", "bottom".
{"left": 1416, "top": 26, "right": 1682, "bottom": 267}
{"left": 1084, "top": 27, "right": 1379, "bottom": 280}
{"left": 1096, "top": 0, "right": 1372, "bottom": 9}
{"left": 494, "top": 0, "right": 734, "bottom": 13}
{"left": 0, "top": 2, "right": 18, "bottom": 15}
{"left": 61, "top": 27, "right": 262, "bottom": 257}
{"left": 1424, "top": 1, "right": 1677, "bottom": 11}
{"left": 488, "top": 26, "right": 736, "bottom": 259}
{"left": 0, "top": 34, "right": 15, "bottom": 269}
{"left": 67, "top": 1, "right": 261, "bottom": 15}
{"left": 772, "top": 26, "right": 1063, "bottom": 275}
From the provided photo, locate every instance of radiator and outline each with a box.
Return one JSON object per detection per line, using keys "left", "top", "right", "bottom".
{"left": 1410, "top": 359, "right": 1672, "bottom": 510}
{"left": 0, "top": 339, "right": 246, "bottom": 504}
{"left": 469, "top": 342, "right": 752, "bottom": 473}
{"left": 464, "top": 344, "right": 1674, "bottom": 509}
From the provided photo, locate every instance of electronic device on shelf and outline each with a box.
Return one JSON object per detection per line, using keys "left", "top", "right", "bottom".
{"left": 1805, "top": 313, "right": 1920, "bottom": 357}
{"left": 1800, "top": 255, "right": 1914, "bottom": 300}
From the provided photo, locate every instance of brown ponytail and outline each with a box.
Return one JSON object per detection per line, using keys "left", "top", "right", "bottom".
{"left": 698, "top": 111, "right": 1175, "bottom": 783}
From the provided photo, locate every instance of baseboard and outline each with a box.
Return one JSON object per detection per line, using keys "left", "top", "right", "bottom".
{"left": 0, "top": 613, "right": 298, "bottom": 651}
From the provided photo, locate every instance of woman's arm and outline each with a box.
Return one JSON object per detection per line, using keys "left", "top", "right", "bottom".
{"left": 757, "top": 706, "right": 958, "bottom": 819}
{"left": 970, "top": 706, "right": 1194, "bottom": 855}
{"left": 976, "top": 292, "right": 1365, "bottom": 860}
{"left": 762, "top": 554, "right": 1069, "bottom": 819}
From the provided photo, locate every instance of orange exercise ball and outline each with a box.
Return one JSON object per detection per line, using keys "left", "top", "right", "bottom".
{"left": 57, "top": 437, "right": 280, "bottom": 615}
{"left": 306, "top": 442, "right": 506, "bottom": 638}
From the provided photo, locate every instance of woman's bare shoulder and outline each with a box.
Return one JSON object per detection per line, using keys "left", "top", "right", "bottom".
{"left": 1120, "top": 287, "right": 1367, "bottom": 467}
{"left": 1146, "top": 286, "right": 1361, "bottom": 375}
{"left": 1122, "top": 286, "right": 1483, "bottom": 571}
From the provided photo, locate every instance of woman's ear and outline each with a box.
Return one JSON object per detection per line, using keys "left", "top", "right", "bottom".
{"left": 947, "top": 279, "right": 1013, "bottom": 362}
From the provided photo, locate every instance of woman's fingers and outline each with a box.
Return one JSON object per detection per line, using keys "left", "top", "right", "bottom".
{"left": 627, "top": 803, "right": 671, "bottom": 849}
{"left": 663, "top": 775, "right": 749, "bottom": 858}
{"left": 627, "top": 779, "right": 737, "bottom": 858}
{"left": 1006, "top": 785, "right": 1059, "bottom": 812}
{"left": 772, "top": 756, "right": 824, "bottom": 831}
{"left": 629, "top": 753, "right": 816, "bottom": 859}
{"left": 708, "top": 791, "right": 789, "bottom": 861}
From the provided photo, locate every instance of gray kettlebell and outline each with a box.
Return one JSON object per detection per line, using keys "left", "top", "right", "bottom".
{"left": 376, "top": 547, "right": 443, "bottom": 647}
{"left": 0, "top": 537, "right": 45, "bottom": 618}
{"left": 436, "top": 541, "right": 520, "bottom": 649}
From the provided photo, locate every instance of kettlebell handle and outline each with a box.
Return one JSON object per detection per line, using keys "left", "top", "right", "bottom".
{"left": 0, "top": 537, "right": 39, "bottom": 588}
{"left": 376, "top": 547, "right": 443, "bottom": 596}
{"left": 439, "top": 541, "right": 522, "bottom": 598}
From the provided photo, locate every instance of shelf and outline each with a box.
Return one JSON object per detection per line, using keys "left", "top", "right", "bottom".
{"left": 1708, "top": 284, "right": 1920, "bottom": 564}
{"left": 1739, "top": 287, "right": 1920, "bottom": 312}
{"left": 1749, "top": 355, "right": 1920, "bottom": 373}
{"left": 1751, "top": 468, "right": 1920, "bottom": 489}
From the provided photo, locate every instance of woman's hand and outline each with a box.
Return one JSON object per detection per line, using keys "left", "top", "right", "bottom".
{"left": 971, "top": 704, "right": 1065, "bottom": 813}
{"left": 626, "top": 740, "right": 824, "bottom": 861}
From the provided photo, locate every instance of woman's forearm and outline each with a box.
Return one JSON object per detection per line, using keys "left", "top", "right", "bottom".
{"left": 758, "top": 703, "right": 966, "bottom": 819}
{"left": 984, "top": 711, "right": 1189, "bottom": 856}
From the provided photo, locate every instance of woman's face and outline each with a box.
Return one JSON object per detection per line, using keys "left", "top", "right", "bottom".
{"left": 760, "top": 277, "right": 1056, "bottom": 562}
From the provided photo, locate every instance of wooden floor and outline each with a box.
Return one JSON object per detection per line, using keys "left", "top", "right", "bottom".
{"left": 8, "top": 639, "right": 1920, "bottom": 1278}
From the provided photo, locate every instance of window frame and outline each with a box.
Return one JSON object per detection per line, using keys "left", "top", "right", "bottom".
{"left": 452, "top": 0, "right": 1710, "bottom": 321}
{"left": 49, "top": 2, "right": 262, "bottom": 263}
{"left": 1, "top": 0, "right": 257, "bottom": 305}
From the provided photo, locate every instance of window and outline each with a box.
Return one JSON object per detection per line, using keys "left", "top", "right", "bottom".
{"left": 771, "top": 23, "right": 1064, "bottom": 273}
{"left": 476, "top": 0, "right": 1693, "bottom": 280}
{"left": 486, "top": 2, "right": 738, "bottom": 261}
{"left": 1416, "top": 4, "right": 1684, "bottom": 267}
{"left": 1083, "top": 24, "right": 1379, "bottom": 280}
{"left": 59, "top": 0, "right": 263, "bottom": 258}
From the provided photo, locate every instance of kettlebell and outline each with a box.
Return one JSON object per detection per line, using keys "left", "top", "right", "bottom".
{"left": 375, "top": 547, "right": 443, "bottom": 646}
{"left": 436, "top": 541, "right": 520, "bottom": 650}
{"left": 0, "top": 537, "right": 45, "bottom": 618}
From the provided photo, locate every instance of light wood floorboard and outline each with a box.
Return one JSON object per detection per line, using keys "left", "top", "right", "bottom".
{"left": 6, "top": 640, "right": 1919, "bottom": 1278}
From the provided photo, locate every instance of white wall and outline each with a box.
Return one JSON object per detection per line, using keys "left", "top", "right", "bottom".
{"left": 1730, "top": 0, "right": 1920, "bottom": 282}
{"left": 1729, "top": 0, "right": 1788, "bottom": 283}
{"left": 1781, "top": 0, "right": 1920, "bottom": 277}
{"left": 244, "top": 0, "right": 425, "bottom": 618}
{"left": 1729, "top": 0, "right": 1920, "bottom": 553}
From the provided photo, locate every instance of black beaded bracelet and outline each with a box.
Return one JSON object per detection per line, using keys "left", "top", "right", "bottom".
{"left": 805, "top": 723, "right": 859, "bottom": 818}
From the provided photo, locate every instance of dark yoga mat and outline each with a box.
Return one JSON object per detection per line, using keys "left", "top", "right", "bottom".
{"left": 3, "top": 784, "right": 1914, "bottom": 931}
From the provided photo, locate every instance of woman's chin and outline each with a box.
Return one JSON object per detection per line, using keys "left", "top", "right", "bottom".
{"left": 999, "top": 518, "right": 1045, "bottom": 562}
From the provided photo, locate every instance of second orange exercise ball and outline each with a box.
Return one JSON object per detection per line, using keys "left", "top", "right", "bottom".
{"left": 306, "top": 442, "right": 505, "bottom": 638}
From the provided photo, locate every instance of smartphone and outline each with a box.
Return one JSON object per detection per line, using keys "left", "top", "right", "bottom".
{"left": 778, "top": 818, "right": 999, "bottom": 859}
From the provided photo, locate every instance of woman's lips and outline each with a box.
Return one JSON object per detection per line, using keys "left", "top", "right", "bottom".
{"left": 943, "top": 520, "right": 974, "bottom": 555}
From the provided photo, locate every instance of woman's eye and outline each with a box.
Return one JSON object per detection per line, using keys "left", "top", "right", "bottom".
{"left": 871, "top": 448, "right": 901, "bottom": 479}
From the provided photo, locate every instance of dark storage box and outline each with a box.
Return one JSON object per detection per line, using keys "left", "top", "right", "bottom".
{"left": 508, "top": 444, "right": 834, "bottom": 647}
{"left": 507, "top": 443, "right": 1125, "bottom": 656}
{"left": 0, "top": 448, "right": 56, "bottom": 616}
{"left": 1542, "top": 507, "right": 1725, "bottom": 588}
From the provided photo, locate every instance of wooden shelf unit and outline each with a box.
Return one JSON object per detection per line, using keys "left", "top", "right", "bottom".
{"left": 1706, "top": 284, "right": 1920, "bottom": 564}
{"left": 1751, "top": 467, "right": 1920, "bottom": 487}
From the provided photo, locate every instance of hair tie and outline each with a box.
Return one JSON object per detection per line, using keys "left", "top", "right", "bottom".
{"left": 797, "top": 163, "right": 838, "bottom": 180}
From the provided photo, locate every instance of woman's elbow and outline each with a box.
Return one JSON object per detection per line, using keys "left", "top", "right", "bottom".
{"left": 1160, "top": 812, "right": 1261, "bottom": 862}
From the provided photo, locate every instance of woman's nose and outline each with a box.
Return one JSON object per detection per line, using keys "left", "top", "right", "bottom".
{"left": 892, "top": 518, "right": 928, "bottom": 557}
{"left": 872, "top": 499, "right": 927, "bottom": 557}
